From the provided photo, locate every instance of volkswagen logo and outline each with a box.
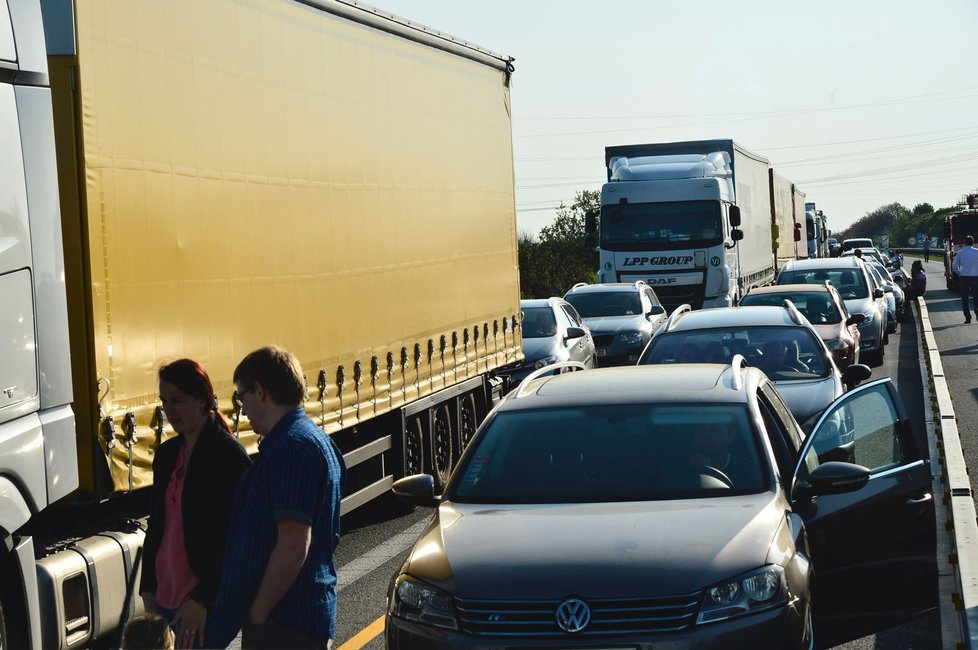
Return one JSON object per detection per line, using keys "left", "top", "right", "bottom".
{"left": 555, "top": 598, "right": 591, "bottom": 634}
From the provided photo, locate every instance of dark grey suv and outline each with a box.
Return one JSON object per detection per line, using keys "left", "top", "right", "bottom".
{"left": 387, "top": 362, "right": 935, "bottom": 648}
{"left": 563, "top": 281, "right": 666, "bottom": 366}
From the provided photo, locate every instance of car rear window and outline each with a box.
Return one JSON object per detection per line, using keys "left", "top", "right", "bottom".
{"left": 777, "top": 268, "right": 868, "bottom": 300}
{"left": 451, "top": 404, "right": 766, "bottom": 503}
{"left": 739, "top": 292, "right": 842, "bottom": 324}
{"left": 640, "top": 327, "right": 830, "bottom": 380}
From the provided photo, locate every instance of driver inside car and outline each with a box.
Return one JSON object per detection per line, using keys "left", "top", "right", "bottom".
{"left": 687, "top": 421, "right": 754, "bottom": 488}
{"left": 759, "top": 340, "right": 811, "bottom": 375}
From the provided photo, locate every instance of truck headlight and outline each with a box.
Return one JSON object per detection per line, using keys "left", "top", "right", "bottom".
{"left": 533, "top": 355, "right": 558, "bottom": 369}
{"left": 389, "top": 575, "right": 458, "bottom": 630}
{"left": 697, "top": 565, "right": 787, "bottom": 625}
{"left": 616, "top": 331, "right": 644, "bottom": 345}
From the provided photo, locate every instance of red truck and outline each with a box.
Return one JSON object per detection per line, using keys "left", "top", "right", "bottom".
{"left": 944, "top": 194, "right": 978, "bottom": 290}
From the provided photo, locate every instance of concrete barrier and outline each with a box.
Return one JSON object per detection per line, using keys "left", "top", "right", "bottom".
{"left": 914, "top": 294, "right": 978, "bottom": 648}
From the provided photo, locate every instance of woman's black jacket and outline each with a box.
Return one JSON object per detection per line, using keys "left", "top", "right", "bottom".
{"left": 139, "top": 417, "right": 251, "bottom": 607}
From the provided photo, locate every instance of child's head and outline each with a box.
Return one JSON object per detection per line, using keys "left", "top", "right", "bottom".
{"left": 122, "top": 613, "right": 174, "bottom": 650}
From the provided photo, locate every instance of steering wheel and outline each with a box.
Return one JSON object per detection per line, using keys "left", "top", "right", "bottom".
{"left": 694, "top": 465, "right": 734, "bottom": 488}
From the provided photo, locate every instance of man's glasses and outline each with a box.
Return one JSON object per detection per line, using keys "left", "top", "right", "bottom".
{"left": 232, "top": 387, "right": 254, "bottom": 403}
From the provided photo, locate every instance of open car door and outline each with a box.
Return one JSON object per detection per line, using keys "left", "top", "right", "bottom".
{"left": 791, "top": 378, "right": 935, "bottom": 647}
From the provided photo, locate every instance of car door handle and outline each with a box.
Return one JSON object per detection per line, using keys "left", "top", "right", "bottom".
{"left": 905, "top": 493, "right": 932, "bottom": 514}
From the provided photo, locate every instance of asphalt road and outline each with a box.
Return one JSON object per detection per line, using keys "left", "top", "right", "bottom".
{"left": 328, "top": 275, "right": 951, "bottom": 650}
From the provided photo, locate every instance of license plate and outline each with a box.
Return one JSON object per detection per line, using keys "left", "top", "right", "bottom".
{"left": 596, "top": 348, "right": 607, "bottom": 357}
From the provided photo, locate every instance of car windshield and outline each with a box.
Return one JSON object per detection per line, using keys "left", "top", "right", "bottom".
{"left": 777, "top": 268, "right": 869, "bottom": 300}
{"left": 600, "top": 200, "right": 722, "bottom": 250}
{"left": 451, "top": 404, "right": 766, "bottom": 503}
{"left": 843, "top": 239, "right": 873, "bottom": 251}
{"left": 640, "top": 326, "right": 830, "bottom": 380}
{"left": 739, "top": 292, "right": 842, "bottom": 325}
{"left": 565, "top": 291, "right": 642, "bottom": 318}
{"left": 521, "top": 307, "right": 558, "bottom": 338}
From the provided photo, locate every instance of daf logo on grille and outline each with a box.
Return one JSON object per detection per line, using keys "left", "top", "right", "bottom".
{"left": 555, "top": 598, "right": 591, "bottom": 633}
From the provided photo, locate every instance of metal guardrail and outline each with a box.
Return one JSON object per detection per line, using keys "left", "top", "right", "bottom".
{"left": 915, "top": 293, "right": 978, "bottom": 648}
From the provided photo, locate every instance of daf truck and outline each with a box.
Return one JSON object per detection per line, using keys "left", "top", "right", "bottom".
{"left": 592, "top": 140, "right": 777, "bottom": 311}
{"left": 1, "top": 0, "right": 521, "bottom": 647}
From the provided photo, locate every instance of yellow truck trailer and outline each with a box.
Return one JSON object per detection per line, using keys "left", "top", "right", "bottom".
{"left": 769, "top": 169, "right": 806, "bottom": 270}
{"left": 1, "top": 0, "right": 520, "bottom": 647}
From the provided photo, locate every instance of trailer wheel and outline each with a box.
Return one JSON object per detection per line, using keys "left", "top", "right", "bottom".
{"left": 432, "top": 405, "right": 453, "bottom": 489}
{"left": 404, "top": 416, "right": 424, "bottom": 477}
{"left": 459, "top": 394, "right": 478, "bottom": 454}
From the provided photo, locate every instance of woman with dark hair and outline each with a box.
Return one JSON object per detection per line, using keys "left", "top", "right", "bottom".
{"left": 140, "top": 359, "right": 251, "bottom": 649}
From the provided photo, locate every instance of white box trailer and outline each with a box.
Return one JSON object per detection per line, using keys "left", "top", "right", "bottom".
{"left": 597, "top": 139, "right": 776, "bottom": 310}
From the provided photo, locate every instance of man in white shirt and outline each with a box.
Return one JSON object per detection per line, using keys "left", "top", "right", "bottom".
{"left": 952, "top": 235, "right": 978, "bottom": 324}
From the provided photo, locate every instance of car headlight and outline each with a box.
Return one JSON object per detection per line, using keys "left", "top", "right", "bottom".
{"left": 859, "top": 312, "right": 875, "bottom": 325}
{"left": 389, "top": 575, "right": 458, "bottom": 630}
{"left": 533, "top": 355, "right": 558, "bottom": 369}
{"left": 824, "top": 338, "right": 846, "bottom": 351}
{"left": 697, "top": 565, "right": 787, "bottom": 625}
{"left": 616, "top": 331, "right": 644, "bottom": 345}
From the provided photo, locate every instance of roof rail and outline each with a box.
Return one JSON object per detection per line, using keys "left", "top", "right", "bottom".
{"left": 729, "top": 354, "right": 746, "bottom": 390}
{"left": 823, "top": 280, "right": 833, "bottom": 288}
{"left": 513, "top": 361, "right": 587, "bottom": 399}
{"left": 664, "top": 304, "right": 692, "bottom": 332}
{"left": 570, "top": 282, "right": 588, "bottom": 291}
{"left": 782, "top": 299, "right": 805, "bottom": 326}
{"left": 633, "top": 280, "right": 648, "bottom": 290}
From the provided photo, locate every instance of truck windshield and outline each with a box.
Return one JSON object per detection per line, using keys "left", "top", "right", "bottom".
{"left": 600, "top": 200, "right": 722, "bottom": 251}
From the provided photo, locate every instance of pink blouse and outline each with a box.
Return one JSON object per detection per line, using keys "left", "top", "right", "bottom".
{"left": 155, "top": 444, "right": 200, "bottom": 608}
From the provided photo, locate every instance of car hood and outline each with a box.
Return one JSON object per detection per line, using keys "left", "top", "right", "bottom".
{"left": 521, "top": 337, "right": 557, "bottom": 362}
{"left": 843, "top": 297, "right": 878, "bottom": 319}
{"left": 771, "top": 376, "right": 841, "bottom": 428}
{"left": 403, "top": 494, "right": 784, "bottom": 599}
{"left": 581, "top": 315, "right": 645, "bottom": 335}
{"left": 811, "top": 323, "right": 844, "bottom": 341}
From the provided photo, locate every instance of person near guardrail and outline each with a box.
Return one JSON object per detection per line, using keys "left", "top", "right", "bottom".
{"left": 140, "top": 359, "right": 252, "bottom": 649}
{"left": 952, "top": 235, "right": 978, "bottom": 324}
{"left": 923, "top": 237, "right": 931, "bottom": 263}
{"left": 206, "top": 345, "right": 346, "bottom": 650}
{"left": 903, "top": 260, "right": 927, "bottom": 322}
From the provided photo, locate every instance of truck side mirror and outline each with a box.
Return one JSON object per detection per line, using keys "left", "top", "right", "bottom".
{"left": 793, "top": 223, "right": 802, "bottom": 242}
{"left": 731, "top": 229, "right": 744, "bottom": 242}
{"left": 729, "top": 205, "right": 742, "bottom": 228}
{"left": 584, "top": 209, "right": 598, "bottom": 250}
{"left": 944, "top": 222, "right": 951, "bottom": 240}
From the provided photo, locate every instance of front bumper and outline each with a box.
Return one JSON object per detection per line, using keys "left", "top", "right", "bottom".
{"left": 387, "top": 602, "right": 804, "bottom": 649}
{"left": 593, "top": 342, "right": 645, "bottom": 367}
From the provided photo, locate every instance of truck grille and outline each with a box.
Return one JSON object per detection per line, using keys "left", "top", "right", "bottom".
{"left": 652, "top": 284, "right": 706, "bottom": 312}
{"left": 455, "top": 592, "right": 701, "bottom": 637}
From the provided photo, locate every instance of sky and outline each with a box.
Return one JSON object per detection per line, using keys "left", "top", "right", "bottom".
{"left": 366, "top": 0, "right": 978, "bottom": 236}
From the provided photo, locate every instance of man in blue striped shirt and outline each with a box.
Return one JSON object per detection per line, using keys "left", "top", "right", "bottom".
{"left": 206, "top": 346, "right": 346, "bottom": 649}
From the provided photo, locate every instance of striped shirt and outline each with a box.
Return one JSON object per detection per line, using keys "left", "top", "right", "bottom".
{"left": 205, "top": 409, "right": 346, "bottom": 646}
{"left": 953, "top": 245, "right": 978, "bottom": 277}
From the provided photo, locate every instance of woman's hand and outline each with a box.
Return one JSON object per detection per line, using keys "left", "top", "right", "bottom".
{"left": 139, "top": 591, "right": 157, "bottom": 614}
{"left": 171, "top": 598, "right": 207, "bottom": 649}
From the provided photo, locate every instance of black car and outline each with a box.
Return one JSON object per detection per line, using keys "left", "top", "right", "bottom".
{"left": 387, "top": 362, "right": 935, "bottom": 648}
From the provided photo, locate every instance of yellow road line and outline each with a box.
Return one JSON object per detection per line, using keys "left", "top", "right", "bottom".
{"left": 337, "top": 614, "right": 385, "bottom": 650}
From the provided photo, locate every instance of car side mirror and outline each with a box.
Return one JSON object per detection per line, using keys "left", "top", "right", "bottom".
{"left": 873, "top": 288, "right": 884, "bottom": 299}
{"left": 841, "top": 363, "right": 872, "bottom": 390}
{"left": 647, "top": 305, "right": 666, "bottom": 317}
{"left": 392, "top": 474, "right": 440, "bottom": 508}
{"left": 564, "top": 326, "right": 586, "bottom": 342}
{"left": 882, "top": 285, "right": 893, "bottom": 293}
{"left": 809, "top": 461, "right": 870, "bottom": 496}
{"left": 845, "top": 313, "right": 866, "bottom": 326}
